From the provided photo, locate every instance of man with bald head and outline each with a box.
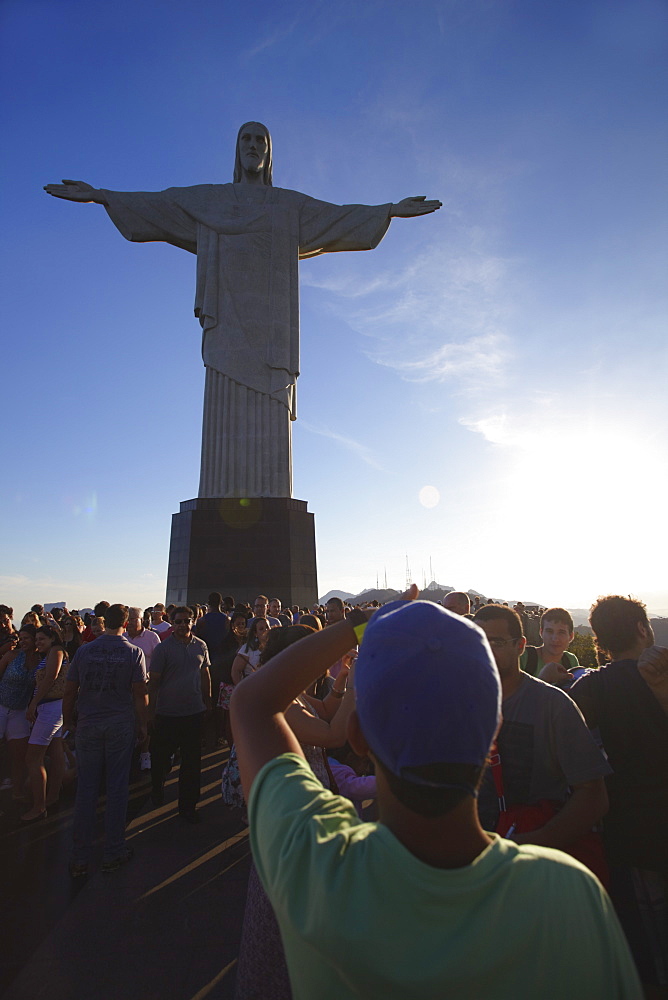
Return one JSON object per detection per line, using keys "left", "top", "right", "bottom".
{"left": 443, "top": 592, "right": 471, "bottom": 617}
{"left": 125, "top": 607, "right": 161, "bottom": 770}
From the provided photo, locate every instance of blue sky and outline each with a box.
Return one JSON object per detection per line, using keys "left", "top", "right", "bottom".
{"left": 1, "top": 0, "right": 667, "bottom": 617}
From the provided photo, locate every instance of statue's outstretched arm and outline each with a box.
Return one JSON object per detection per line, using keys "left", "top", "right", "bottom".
{"left": 390, "top": 195, "right": 442, "bottom": 218}
{"left": 44, "top": 179, "right": 108, "bottom": 205}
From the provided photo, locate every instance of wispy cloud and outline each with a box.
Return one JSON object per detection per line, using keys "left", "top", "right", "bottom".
{"left": 241, "top": 16, "right": 301, "bottom": 59}
{"left": 300, "top": 270, "right": 393, "bottom": 298}
{"left": 0, "top": 572, "right": 176, "bottom": 617}
{"left": 300, "top": 421, "right": 382, "bottom": 470}
{"left": 460, "top": 389, "right": 600, "bottom": 451}
{"left": 316, "top": 235, "right": 517, "bottom": 393}
{"left": 0, "top": 573, "right": 99, "bottom": 611}
{"left": 460, "top": 388, "right": 625, "bottom": 452}
{"left": 0, "top": 575, "right": 34, "bottom": 589}
{"left": 379, "top": 331, "right": 508, "bottom": 384}
{"left": 241, "top": 0, "right": 374, "bottom": 61}
{"left": 460, "top": 409, "right": 519, "bottom": 447}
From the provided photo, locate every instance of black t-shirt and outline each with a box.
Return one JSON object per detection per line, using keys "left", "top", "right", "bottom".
{"left": 218, "top": 645, "right": 241, "bottom": 686}
{"left": 64, "top": 637, "right": 83, "bottom": 662}
{"left": 195, "top": 612, "right": 235, "bottom": 667}
{"left": 571, "top": 660, "right": 668, "bottom": 870}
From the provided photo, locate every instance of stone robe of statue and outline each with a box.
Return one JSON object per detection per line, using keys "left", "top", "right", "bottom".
{"left": 45, "top": 122, "right": 440, "bottom": 500}
{"left": 101, "top": 183, "right": 391, "bottom": 498}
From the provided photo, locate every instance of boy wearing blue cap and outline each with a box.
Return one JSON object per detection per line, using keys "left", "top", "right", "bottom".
{"left": 231, "top": 587, "right": 641, "bottom": 999}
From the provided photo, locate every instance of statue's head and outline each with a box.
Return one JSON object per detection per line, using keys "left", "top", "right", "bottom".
{"left": 234, "top": 121, "right": 273, "bottom": 185}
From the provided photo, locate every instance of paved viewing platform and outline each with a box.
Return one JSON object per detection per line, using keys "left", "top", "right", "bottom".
{"left": 1, "top": 747, "right": 249, "bottom": 1000}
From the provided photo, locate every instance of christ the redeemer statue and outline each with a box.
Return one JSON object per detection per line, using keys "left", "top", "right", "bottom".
{"left": 45, "top": 123, "right": 441, "bottom": 499}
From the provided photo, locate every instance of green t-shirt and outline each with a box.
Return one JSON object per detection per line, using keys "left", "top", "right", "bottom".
{"left": 520, "top": 646, "right": 580, "bottom": 677}
{"left": 249, "top": 753, "right": 641, "bottom": 1000}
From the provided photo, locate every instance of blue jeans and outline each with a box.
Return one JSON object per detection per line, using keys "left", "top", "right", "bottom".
{"left": 72, "top": 719, "right": 135, "bottom": 863}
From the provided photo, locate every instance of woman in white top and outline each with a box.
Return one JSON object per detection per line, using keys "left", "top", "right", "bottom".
{"left": 231, "top": 618, "right": 272, "bottom": 685}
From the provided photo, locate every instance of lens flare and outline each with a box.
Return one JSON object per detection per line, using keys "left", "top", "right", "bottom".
{"left": 419, "top": 486, "right": 440, "bottom": 508}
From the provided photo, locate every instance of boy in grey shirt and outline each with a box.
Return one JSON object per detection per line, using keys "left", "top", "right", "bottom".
{"left": 148, "top": 606, "right": 211, "bottom": 823}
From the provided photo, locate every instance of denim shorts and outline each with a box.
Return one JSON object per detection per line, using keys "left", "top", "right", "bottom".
{"left": 0, "top": 703, "right": 30, "bottom": 741}
{"left": 29, "top": 699, "right": 63, "bottom": 746}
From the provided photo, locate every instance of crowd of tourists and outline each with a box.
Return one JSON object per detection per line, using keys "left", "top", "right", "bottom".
{"left": 0, "top": 589, "right": 666, "bottom": 997}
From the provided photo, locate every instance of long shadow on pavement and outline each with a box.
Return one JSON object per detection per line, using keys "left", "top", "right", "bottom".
{"left": 0, "top": 747, "right": 250, "bottom": 1000}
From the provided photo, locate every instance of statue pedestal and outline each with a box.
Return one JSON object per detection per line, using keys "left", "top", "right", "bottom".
{"left": 165, "top": 497, "right": 318, "bottom": 609}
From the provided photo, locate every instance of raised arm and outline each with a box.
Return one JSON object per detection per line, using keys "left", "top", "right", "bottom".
{"left": 231, "top": 584, "right": 419, "bottom": 801}
{"left": 389, "top": 195, "right": 442, "bottom": 218}
{"left": 0, "top": 647, "right": 18, "bottom": 680}
{"left": 43, "top": 179, "right": 108, "bottom": 205}
{"left": 0, "top": 633, "right": 18, "bottom": 657}
{"left": 231, "top": 617, "right": 360, "bottom": 801}
{"left": 285, "top": 676, "right": 356, "bottom": 749}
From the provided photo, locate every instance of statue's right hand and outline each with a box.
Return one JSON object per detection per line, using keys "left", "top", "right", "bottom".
{"left": 43, "top": 179, "right": 100, "bottom": 202}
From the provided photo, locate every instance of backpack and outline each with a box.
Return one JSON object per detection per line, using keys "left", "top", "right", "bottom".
{"left": 524, "top": 646, "right": 572, "bottom": 676}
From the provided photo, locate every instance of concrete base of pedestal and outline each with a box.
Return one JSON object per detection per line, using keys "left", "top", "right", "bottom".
{"left": 165, "top": 497, "right": 318, "bottom": 609}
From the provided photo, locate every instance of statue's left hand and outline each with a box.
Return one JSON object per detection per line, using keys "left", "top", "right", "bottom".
{"left": 390, "top": 196, "right": 442, "bottom": 218}
{"left": 43, "top": 179, "right": 105, "bottom": 204}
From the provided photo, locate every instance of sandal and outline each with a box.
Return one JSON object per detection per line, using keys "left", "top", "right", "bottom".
{"left": 101, "top": 846, "right": 134, "bottom": 873}
{"left": 21, "top": 810, "right": 47, "bottom": 824}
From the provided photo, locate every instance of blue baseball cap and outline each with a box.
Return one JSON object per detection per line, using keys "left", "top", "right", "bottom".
{"left": 354, "top": 601, "right": 501, "bottom": 783}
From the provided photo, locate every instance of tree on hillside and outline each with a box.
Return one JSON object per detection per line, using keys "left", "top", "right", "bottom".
{"left": 569, "top": 632, "right": 598, "bottom": 669}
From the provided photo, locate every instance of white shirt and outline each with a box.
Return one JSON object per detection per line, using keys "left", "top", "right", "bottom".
{"left": 124, "top": 627, "right": 161, "bottom": 668}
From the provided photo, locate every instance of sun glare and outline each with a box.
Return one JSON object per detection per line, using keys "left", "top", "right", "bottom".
{"left": 419, "top": 486, "right": 440, "bottom": 509}
{"left": 478, "top": 416, "right": 668, "bottom": 605}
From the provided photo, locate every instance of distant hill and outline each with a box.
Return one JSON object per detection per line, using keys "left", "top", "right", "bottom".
{"left": 321, "top": 581, "right": 455, "bottom": 606}
{"left": 651, "top": 618, "right": 668, "bottom": 645}
{"left": 344, "top": 585, "right": 454, "bottom": 606}
{"left": 567, "top": 610, "right": 593, "bottom": 628}
{"left": 346, "top": 588, "right": 402, "bottom": 605}
{"left": 318, "top": 590, "right": 355, "bottom": 604}
{"left": 341, "top": 585, "right": 546, "bottom": 609}
{"left": 575, "top": 618, "right": 668, "bottom": 647}
{"left": 316, "top": 588, "right": 668, "bottom": 638}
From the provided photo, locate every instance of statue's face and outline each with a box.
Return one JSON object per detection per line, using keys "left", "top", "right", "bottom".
{"left": 238, "top": 125, "right": 269, "bottom": 176}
